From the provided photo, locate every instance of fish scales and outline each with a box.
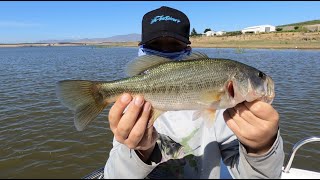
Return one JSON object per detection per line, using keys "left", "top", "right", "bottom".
{"left": 98, "top": 59, "right": 244, "bottom": 111}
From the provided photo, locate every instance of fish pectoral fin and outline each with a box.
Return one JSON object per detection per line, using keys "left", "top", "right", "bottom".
{"left": 147, "top": 108, "right": 164, "bottom": 128}
{"left": 193, "top": 109, "right": 217, "bottom": 128}
{"left": 199, "top": 90, "right": 223, "bottom": 105}
{"left": 204, "top": 109, "right": 217, "bottom": 128}
{"left": 192, "top": 110, "right": 202, "bottom": 121}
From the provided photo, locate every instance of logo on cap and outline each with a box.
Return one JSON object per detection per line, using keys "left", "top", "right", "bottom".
{"left": 150, "top": 15, "right": 181, "bottom": 24}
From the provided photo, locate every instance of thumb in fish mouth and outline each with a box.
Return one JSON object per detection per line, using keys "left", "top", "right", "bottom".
{"left": 246, "top": 94, "right": 274, "bottom": 104}
{"left": 259, "top": 95, "right": 274, "bottom": 104}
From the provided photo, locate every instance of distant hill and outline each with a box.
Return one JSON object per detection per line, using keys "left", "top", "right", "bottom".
{"left": 38, "top": 33, "right": 141, "bottom": 43}
{"left": 32, "top": 19, "right": 320, "bottom": 44}
{"left": 277, "top": 19, "right": 320, "bottom": 27}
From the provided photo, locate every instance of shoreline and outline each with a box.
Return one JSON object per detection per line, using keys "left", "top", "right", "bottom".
{"left": 1, "top": 32, "right": 320, "bottom": 50}
{"left": 1, "top": 43, "right": 319, "bottom": 50}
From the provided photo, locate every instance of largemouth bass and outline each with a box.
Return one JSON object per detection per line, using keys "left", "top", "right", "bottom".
{"left": 56, "top": 52, "right": 275, "bottom": 131}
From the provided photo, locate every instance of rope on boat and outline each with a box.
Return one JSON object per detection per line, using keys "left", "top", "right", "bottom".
{"left": 82, "top": 167, "right": 104, "bottom": 179}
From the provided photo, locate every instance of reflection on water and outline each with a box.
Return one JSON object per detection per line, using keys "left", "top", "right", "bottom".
{"left": 0, "top": 47, "right": 319, "bottom": 178}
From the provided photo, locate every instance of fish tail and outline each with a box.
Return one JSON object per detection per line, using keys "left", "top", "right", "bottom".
{"left": 56, "top": 80, "right": 112, "bottom": 131}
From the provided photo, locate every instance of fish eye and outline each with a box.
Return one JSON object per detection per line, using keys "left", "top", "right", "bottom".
{"left": 258, "top": 71, "right": 265, "bottom": 79}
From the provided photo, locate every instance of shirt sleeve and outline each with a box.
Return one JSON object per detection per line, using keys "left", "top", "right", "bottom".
{"left": 103, "top": 138, "right": 159, "bottom": 179}
{"left": 215, "top": 110, "right": 285, "bottom": 179}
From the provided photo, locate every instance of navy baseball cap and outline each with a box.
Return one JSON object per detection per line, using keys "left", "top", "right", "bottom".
{"left": 139, "top": 6, "right": 191, "bottom": 45}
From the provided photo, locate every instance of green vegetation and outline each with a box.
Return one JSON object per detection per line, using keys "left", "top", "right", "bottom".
{"left": 94, "top": 45, "right": 114, "bottom": 48}
{"left": 225, "top": 31, "right": 242, "bottom": 36}
{"left": 189, "top": 31, "right": 320, "bottom": 49}
{"left": 190, "top": 28, "right": 200, "bottom": 37}
{"left": 277, "top": 19, "right": 320, "bottom": 27}
{"left": 93, "top": 44, "right": 129, "bottom": 48}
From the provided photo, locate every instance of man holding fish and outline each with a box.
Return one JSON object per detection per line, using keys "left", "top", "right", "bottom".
{"left": 56, "top": 6, "right": 284, "bottom": 179}
{"left": 102, "top": 6, "right": 284, "bottom": 179}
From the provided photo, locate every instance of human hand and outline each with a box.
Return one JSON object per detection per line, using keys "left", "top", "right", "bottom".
{"left": 108, "top": 93, "right": 158, "bottom": 162}
{"left": 223, "top": 100, "right": 279, "bottom": 155}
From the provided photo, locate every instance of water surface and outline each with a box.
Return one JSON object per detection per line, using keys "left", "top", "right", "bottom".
{"left": 0, "top": 46, "right": 319, "bottom": 178}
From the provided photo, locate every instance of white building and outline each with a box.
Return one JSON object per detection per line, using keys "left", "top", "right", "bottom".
{"left": 215, "top": 31, "right": 226, "bottom": 36}
{"left": 241, "top": 25, "right": 276, "bottom": 34}
{"left": 204, "top": 30, "right": 215, "bottom": 36}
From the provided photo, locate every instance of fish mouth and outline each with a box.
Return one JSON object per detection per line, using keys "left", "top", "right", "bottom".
{"left": 261, "top": 76, "right": 275, "bottom": 104}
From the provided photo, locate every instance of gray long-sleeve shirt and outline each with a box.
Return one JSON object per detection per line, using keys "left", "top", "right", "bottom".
{"left": 104, "top": 109, "right": 284, "bottom": 179}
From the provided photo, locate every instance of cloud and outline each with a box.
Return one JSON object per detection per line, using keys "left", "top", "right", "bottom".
{"left": 0, "top": 21, "right": 41, "bottom": 28}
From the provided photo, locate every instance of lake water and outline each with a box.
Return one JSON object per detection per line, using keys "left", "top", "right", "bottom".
{"left": 0, "top": 46, "right": 319, "bottom": 178}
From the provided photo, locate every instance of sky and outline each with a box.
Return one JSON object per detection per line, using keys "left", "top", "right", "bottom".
{"left": 1, "top": 1, "right": 320, "bottom": 43}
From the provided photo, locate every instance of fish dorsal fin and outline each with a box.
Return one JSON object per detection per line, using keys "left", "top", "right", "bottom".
{"left": 125, "top": 55, "right": 171, "bottom": 76}
{"left": 181, "top": 51, "right": 209, "bottom": 61}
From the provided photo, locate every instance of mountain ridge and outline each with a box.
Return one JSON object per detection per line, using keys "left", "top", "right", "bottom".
{"left": 37, "top": 33, "right": 141, "bottom": 43}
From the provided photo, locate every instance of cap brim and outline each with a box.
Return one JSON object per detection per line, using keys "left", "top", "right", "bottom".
{"left": 139, "top": 31, "right": 191, "bottom": 45}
